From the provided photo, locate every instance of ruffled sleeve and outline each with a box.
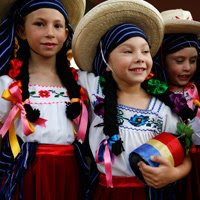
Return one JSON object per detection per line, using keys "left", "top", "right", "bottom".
{"left": 0, "top": 75, "right": 13, "bottom": 123}
{"left": 78, "top": 71, "right": 102, "bottom": 98}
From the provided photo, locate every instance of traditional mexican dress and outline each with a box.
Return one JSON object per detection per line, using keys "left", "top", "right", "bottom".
{"left": 78, "top": 71, "right": 179, "bottom": 200}
{"left": 0, "top": 75, "right": 80, "bottom": 200}
{"left": 171, "top": 82, "right": 200, "bottom": 200}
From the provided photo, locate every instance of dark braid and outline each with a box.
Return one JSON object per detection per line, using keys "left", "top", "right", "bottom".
{"left": 102, "top": 71, "right": 124, "bottom": 156}
{"left": 56, "top": 43, "right": 82, "bottom": 121}
{"left": 15, "top": 37, "right": 40, "bottom": 122}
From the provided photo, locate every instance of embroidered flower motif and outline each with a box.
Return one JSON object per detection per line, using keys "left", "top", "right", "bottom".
{"left": 129, "top": 115, "right": 149, "bottom": 127}
{"left": 93, "top": 95, "right": 104, "bottom": 117}
{"left": 38, "top": 90, "right": 50, "bottom": 98}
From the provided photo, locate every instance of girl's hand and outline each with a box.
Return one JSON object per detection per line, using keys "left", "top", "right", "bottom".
{"left": 138, "top": 156, "right": 178, "bottom": 188}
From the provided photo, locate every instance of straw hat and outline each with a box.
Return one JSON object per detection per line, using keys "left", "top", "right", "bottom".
{"left": 0, "top": 0, "right": 86, "bottom": 29}
{"left": 162, "top": 9, "right": 200, "bottom": 34}
{"left": 72, "top": 0, "right": 164, "bottom": 72}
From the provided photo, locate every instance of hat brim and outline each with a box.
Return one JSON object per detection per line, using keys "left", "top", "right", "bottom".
{"left": 72, "top": 0, "right": 164, "bottom": 72}
{"left": 164, "top": 19, "right": 200, "bottom": 34}
{"left": 0, "top": 0, "right": 86, "bottom": 29}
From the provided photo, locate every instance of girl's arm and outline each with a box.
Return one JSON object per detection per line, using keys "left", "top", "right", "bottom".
{"left": 138, "top": 154, "right": 191, "bottom": 188}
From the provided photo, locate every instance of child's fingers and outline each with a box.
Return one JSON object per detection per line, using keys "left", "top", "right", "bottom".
{"left": 150, "top": 156, "right": 171, "bottom": 166}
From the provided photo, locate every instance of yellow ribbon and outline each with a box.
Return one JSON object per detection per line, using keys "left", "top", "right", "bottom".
{"left": 147, "top": 139, "right": 175, "bottom": 166}
{"left": 0, "top": 87, "right": 34, "bottom": 158}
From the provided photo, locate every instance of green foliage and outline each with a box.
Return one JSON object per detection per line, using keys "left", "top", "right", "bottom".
{"left": 176, "top": 122, "right": 193, "bottom": 153}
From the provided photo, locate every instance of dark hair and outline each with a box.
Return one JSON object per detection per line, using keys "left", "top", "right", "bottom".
{"left": 13, "top": 14, "right": 82, "bottom": 123}
{"left": 101, "top": 72, "right": 196, "bottom": 156}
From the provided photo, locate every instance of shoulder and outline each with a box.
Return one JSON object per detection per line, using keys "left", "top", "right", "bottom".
{"left": 0, "top": 75, "right": 13, "bottom": 87}
{"left": 78, "top": 70, "right": 101, "bottom": 94}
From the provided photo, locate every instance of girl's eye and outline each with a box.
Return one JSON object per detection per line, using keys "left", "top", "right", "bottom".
{"left": 123, "top": 50, "right": 132, "bottom": 53}
{"left": 190, "top": 59, "right": 197, "bottom": 64}
{"left": 54, "top": 24, "right": 64, "bottom": 29}
{"left": 33, "top": 22, "right": 44, "bottom": 27}
{"left": 176, "top": 59, "right": 184, "bottom": 64}
{"left": 143, "top": 50, "right": 150, "bottom": 54}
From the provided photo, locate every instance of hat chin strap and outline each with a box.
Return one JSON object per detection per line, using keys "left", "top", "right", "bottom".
{"left": 100, "top": 41, "right": 113, "bottom": 72}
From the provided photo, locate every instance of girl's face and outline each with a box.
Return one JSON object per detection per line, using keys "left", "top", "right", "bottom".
{"left": 165, "top": 47, "right": 198, "bottom": 88}
{"left": 20, "top": 8, "right": 68, "bottom": 58}
{"left": 108, "top": 37, "right": 152, "bottom": 88}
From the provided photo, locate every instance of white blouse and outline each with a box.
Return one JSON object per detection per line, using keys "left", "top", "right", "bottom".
{"left": 78, "top": 71, "right": 179, "bottom": 176}
{"left": 0, "top": 75, "right": 74, "bottom": 144}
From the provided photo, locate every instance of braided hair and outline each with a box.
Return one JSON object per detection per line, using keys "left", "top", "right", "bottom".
{"left": 10, "top": 9, "right": 82, "bottom": 123}
{"left": 94, "top": 24, "right": 197, "bottom": 157}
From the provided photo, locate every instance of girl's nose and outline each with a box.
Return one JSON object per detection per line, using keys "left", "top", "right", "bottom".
{"left": 183, "top": 61, "right": 191, "bottom": 71}
{"left": 46, "top": 25, "right": 55, "bottom": 38}
{"left": 134, "top": 52, "right": 144, "bottom": 63}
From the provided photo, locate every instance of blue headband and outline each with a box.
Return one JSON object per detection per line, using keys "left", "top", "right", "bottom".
{"left": 92, "top": 23, "right": 149, "bottom": 76}
{"left": 153, "top": 33, "right": 200, "bottom": 82}
{"left": 163, "top": 34, "right": 200, "bottom": 55}
{"left": 0, "top": 0, "right": 73, "bottom": 72}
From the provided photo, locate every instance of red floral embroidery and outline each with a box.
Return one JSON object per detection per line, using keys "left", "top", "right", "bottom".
{"left": 38, "top": 90, "right": 50, "bottom": 98}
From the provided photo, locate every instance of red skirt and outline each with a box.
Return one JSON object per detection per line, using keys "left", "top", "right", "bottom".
{"left": 13, "top": 144, "right": 80, "bottom": 200}
{"left": 178, "top": 146, "right": 200, "bottom": 200}
{"left": 93, "top": 173, "right": 146, "bottom": 200}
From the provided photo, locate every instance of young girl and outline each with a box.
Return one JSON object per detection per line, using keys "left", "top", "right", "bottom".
{"left": 0, "top": 0, "right": 87, "bottom": 199}
{"left": 72, "top": 0, "right": 194, "bottom": 199}
{"left": 152, "top": 9, "right": 200, "bottom": 200}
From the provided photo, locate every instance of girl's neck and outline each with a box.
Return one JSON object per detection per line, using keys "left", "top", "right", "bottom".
{"left": 28, "top": 54, "right": 62, "bottom": 86}
{"left": 170, "top": 84, "right": 190, "bottom": 93}
{"left": 117, "top": 85, "right": 151, "bottom": 109}
{"left": 29, "top": 55, "right": 57, "bottom": 74}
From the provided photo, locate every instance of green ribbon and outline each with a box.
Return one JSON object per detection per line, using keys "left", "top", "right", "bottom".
{"left": 147, "top": 79, "right": 168, "bottom": 95}
{"left": 99, "top": 76, "right": 106, "bottom": 92}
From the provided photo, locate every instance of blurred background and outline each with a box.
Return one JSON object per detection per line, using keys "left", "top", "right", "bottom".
{"left": 86, "top": 0, "right": 200, "bottom": 21}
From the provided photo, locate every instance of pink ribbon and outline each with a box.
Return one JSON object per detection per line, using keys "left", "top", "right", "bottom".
{"left": 0, "top": 84, "right": 46, "bottom": 138}
{"left": 186, "top": 83, "right": 200, "bottom": 118}
{"left": 95, "top": 140, "right": 113, "bottom": 188}
{"left": 73, "top": 100, "right": 88, "bottom": 143}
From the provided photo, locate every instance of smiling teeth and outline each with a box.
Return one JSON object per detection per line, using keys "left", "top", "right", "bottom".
{"left": 132, "top": 68, "right": 144, "bottom": 72}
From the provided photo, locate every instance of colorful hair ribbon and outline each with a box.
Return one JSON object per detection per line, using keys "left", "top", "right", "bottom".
{"left": 186, "top": 83, "right": 200, "bottom": 118}
{"left": 95, "top": 134, "right": 120, "bottom": 188}
{"left": 72, "top": 98, "right": 88, "bottom": 143}
{"left": 0, "top": 82, "right": 46, "bottom": 158}
{"left": 146, "top": 79, "right": 168, "bottom": 95}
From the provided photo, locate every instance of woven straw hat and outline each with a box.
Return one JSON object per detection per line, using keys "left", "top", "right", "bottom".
{"left": 72, "top": 0, "right": 164, "bottom": 72}
{"left": 162, "top": 9, "right": 200, "bottom": 34}
{"left": 0, "top": 0, "right": 86, "bottom": 29}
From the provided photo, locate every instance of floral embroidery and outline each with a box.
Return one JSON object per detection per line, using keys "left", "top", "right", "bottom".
{"left": 30, "top": 89, "right": 68, "bottom": 98}
{"left": 117, "top": 109, "right": 163, "bottom": 132}
{"left": 39, "top": 90, "right": 50, "bottom": 98}
{"left": 129, "top": 115, "right": 149, "bottom": 127}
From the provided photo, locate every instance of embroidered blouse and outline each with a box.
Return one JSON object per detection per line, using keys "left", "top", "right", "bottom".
{"left": 78, "top": 71, "right": 179, "bottom": 176}
{"left": 0, "top": 75, "right": 74, "bottom": 144}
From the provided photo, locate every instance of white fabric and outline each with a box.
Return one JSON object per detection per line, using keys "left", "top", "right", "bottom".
{"left": 0, "top": 75, "right": 74, "bottom": 144}
{"left": 78, "top": 71, "right": 179, "bottom": 176}
{"left": 190, "top": 117, "right": 200, "bottom": 145}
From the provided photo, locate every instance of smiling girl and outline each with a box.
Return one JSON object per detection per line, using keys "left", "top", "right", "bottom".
{"left": 0, "top": 0, "right": 87, "bottom": 199}
{"left": 72, "top": 1, "right": 194, "bottom": 199}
